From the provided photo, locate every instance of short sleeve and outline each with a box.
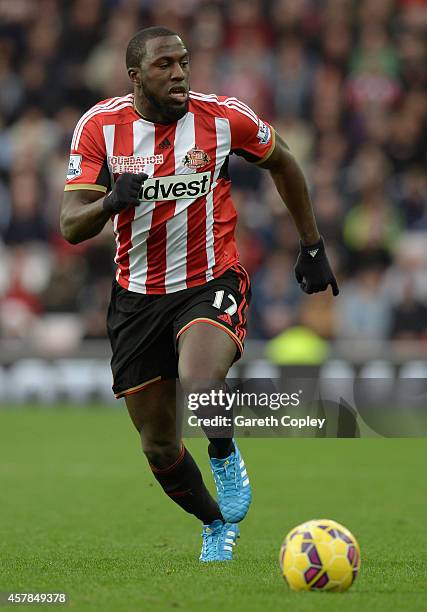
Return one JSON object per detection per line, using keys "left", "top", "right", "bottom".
{"left": 64, "top": 114, "right": 110, "bottom": 193}
{"left": 225, "top": 98, "right": 275, "bottom": 164}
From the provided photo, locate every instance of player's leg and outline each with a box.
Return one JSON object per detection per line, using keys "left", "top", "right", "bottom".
{"left": 124, "top": 379, "right": 223, "bottom": 525}
{"left": 107, "top": 276, "right": 243, "bottom": 559}
{"left": 125, "top": 378, "right": 240, "bottom": 561}
{"left": 178, "top": 322, "right": 236, "bottom": 458}
{"left": 178, "top": 322, "right": 252, "bottom": 524}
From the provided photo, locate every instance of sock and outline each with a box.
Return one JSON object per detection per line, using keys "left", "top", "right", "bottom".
{"left": 208, "top": 438, "right": 235, "bottom": 459}
{"left": 149, "top": 444, "right": 223, "bottom": 524}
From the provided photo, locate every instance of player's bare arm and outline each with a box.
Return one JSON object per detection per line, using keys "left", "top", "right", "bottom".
{"left": 258, "top": 132, "right": 320, "bottom": 246}
{"left": 60, "top": 189, "right": 110, "bottom": 244}
{"left": 258, "top": 131, "right": 339, "bottom": 296}
{"left": 60, "top": 172, "right": 147, "bottom": 244}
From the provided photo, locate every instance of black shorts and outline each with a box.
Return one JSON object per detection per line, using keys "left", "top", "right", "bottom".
{"left": 107, "top": 263, "right": 251, "bottom": 398}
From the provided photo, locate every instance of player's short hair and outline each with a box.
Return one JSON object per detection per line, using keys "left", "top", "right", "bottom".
{"left": 126, "top": 26, "right": 180, "bottom": 69}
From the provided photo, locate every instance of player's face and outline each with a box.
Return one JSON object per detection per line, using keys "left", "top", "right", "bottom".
{"left": 139, "top": 36, "right": 190, "bottom": 123}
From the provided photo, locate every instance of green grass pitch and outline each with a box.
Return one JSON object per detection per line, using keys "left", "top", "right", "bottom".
{"left": 0, "top": 406, "right": 426, "bottom": 612}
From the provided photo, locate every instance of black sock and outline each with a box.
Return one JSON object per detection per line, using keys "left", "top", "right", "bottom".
{"left": 208, "top": 438, "right": 235, "bottom": 459}
{"left": 149, "top": 445, "right": 223, "bottom": 524}
{"left": 190, "top": 381, "right": 234, "bottom": 459}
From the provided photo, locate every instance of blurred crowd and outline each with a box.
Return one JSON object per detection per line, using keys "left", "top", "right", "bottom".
{"left": 0, "top": 0, "right": 426, "bottom": 351}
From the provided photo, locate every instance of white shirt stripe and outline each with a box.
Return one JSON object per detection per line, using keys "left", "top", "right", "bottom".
{"left": 127, "top": 121, "right": 156, "bottom": 293}
{"left": 103, "top": 124, "right": 115, "bottom": 191}
{"left": 205, "top": 192, "right": 215, "bottom": 282}
{"left": 205, "top": 117, "right": 231, "bottom": 281}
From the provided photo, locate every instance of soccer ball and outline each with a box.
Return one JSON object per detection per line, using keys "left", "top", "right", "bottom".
{"left": 279, "top": 519, "right": 360, "bottom": 592}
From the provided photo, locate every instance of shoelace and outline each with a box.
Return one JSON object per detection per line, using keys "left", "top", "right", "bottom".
{"left": 202, "top": 528, "right": 222, "bottom": 557}
{"left": 213, "top": 457, "right": 238, "bottom": 496}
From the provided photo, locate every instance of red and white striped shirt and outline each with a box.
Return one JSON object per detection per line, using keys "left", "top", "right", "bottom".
{"left": 64, "top": 92, "right": 275, "bottom": 294}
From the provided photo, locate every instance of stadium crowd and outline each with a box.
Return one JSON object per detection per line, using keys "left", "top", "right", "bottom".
{"left": 0, "top": 0, "right": 426, "bottom": 350}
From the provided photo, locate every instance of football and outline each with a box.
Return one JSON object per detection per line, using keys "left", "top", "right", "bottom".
{"left": 279, "top": 519, "right": 361, "bottom": 592}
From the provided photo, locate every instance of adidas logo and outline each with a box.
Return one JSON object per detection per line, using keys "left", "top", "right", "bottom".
{"left": 218, "top": 313, "right": 232, "bottom": 325}
{"left": 159, "top": 137, "right": 171, "bottom": 149}
{"left": 309, "top": 249, "right": 319, "bottom": 258}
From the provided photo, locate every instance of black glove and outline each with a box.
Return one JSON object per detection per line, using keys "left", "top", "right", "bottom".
{"left": 103, "top": 172, "right": 148, "bottom": 214}
{"left": 294, "top": 237, "right": 339, "bottom": 296}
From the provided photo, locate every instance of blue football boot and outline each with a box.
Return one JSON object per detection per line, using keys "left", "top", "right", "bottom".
{"left": 199, "top": 520, "right": 240, "bottom": 562}
{"left": 210, "top": 441, "right": 252, "bottom": 523}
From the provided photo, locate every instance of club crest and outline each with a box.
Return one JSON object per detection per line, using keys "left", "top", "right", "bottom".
{"left": 183, "top": 147, "right": 210, "bottom": 168}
